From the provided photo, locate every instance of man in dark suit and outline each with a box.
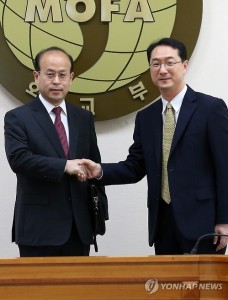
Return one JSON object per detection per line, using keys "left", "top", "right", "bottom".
{"left": 4, "top": 47, "right": 108, "bottom": 257}
{"left": 82, "top": 38, "right": 228, "bottom": 254}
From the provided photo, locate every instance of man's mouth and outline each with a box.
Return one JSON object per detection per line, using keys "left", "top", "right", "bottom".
{"left": 50, "top": 88, "right": 62, "bottom": 92}
{"left": 159, "top": 77, "right": 170, "bottom": 81}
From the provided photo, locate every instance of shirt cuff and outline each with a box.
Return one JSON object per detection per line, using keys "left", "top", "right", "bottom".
{"left": 95, "top": 168, "right": 103, "bottom": 180}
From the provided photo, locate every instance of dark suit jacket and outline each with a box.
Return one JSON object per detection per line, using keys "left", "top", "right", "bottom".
{"left": 4, "top": 96, "right": 108, "bottom": 247}
{"left": 101, "top": 86, "right": 228, "bottom": 246}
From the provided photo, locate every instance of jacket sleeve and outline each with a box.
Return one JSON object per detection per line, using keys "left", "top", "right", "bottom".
{"left": 208, "top": 98, "right": 228, "bottom": 223}
{"left": 4, "top": 109, "right": 66, "bottom": 182}
{"left": 101, "top": 112, "right": 146, "bottom": 185}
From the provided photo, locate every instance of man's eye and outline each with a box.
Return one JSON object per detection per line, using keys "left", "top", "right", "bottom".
{"left": 166, "top": 61, "right": 175, "bottom": 66}
{"left": 47, "top": 73, "right": 54, "bottom": 77}
{"left": 59, "top": 73, "right": 67, "bottom": 79}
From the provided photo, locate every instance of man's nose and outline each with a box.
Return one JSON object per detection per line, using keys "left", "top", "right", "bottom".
{"left": 53, "top": 74, "right": 61, "bottom": 83}
{"left": 159, "top": 64, "right": 168, "bottom": 72}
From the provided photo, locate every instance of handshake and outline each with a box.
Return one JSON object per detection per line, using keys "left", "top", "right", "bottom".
{"left": 65, "top": 158, "right": 102, "bottom": 182}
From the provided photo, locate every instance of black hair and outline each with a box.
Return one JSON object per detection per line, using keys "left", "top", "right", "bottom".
{"left": 34, "top": 46, "right": 74, "bottom": 72}
{"left": 147, "top": 38, "right": 188, "bottom": 63}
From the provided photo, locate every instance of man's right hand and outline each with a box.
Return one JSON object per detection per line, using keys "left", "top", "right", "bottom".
{"left": 80, "top": 159, "right": 102, "bottom": 179}
{"left": 65, "top": 159, "right": 87, "bottom": 182}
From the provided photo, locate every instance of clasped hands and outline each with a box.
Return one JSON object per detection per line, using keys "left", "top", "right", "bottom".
{"left": 65, "top": 159, "right": 101, "bottom": 182}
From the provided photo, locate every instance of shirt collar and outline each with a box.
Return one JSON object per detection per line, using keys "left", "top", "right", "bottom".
{"left": 39, "top": 94, "right": 67, "bottom": 115}
{"left": 161, "top": 85, "right": 187, "bottom": 114}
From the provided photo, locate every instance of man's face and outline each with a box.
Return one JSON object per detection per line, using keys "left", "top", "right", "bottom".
{"left": 149, "top": 45, "right": 188, "bottom": 97}
{"left": 33, "top": 50, "right": 74, "bottom": 105}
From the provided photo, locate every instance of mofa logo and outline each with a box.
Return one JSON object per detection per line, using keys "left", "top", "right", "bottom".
{"left": 0, "top": 0, "right": 202, "bottom": 120}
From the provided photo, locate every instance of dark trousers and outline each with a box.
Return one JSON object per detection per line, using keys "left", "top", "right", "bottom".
{"left": 154, "top": 200, "right": 226, "bottom": 255}
{"left": 18, "top": 222, "right": 90, "bottom": 257}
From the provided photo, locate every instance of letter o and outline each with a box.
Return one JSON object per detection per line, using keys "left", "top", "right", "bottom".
{"left": 66, "top": 0, "right": 96, "bottom": 22}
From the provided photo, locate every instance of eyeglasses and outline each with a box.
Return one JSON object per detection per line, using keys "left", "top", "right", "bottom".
{"left": 149, "top": 60, "right": 182, "bottom": 70}
{"left": 38, "top": 71, "right": 71, "bottom": 81}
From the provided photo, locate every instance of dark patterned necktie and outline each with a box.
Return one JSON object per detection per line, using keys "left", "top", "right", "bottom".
{"left": 161, "top": 103, "right": 176, "bottom": 204}
{"left": 52, "top": 106, "right": 68, "bottom": 158}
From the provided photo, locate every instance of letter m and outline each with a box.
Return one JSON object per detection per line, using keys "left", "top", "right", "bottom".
{"left": 25, "top": 0, "right": 62, "bottom": 22}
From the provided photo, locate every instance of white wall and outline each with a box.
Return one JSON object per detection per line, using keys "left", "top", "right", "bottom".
{"left": 0, "top": 0, "right": 227, "bottom": 257}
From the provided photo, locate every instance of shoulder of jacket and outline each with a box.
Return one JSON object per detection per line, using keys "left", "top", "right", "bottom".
{"left": 137, "top": 97, "right": 161, "bottom": 115}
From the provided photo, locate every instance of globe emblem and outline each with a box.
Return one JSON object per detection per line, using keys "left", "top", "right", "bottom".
{"left": 70, "top": 1, "right": 177, "bottom": 94}
{"left": 0, "top": 0, "right": 202, "bottom": 120}
{"left": 0, "top": 0, "right": 83, "bottom": 70}
{"left": 0, "top": 0, "right": 176, "bottom": 94}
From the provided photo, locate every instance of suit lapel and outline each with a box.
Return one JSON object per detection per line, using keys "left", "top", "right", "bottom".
{"left": 153, "top": 100, "right": 163, "bottom": 164}
{"left": 170, "top": 86, "right": 198, "bottom": 154}
{"left": 66, "top": 102, "right": 81, "bottom": 159}
{"left": 31, "top": 97, "right": 66, "bottom": 158}
{"left": 144, "top": 99, "right": 163, "bottom": 166}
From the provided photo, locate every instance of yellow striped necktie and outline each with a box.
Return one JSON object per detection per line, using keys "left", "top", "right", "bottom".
{"left": 161, "top": 103, "right": 175, "bottom": 204}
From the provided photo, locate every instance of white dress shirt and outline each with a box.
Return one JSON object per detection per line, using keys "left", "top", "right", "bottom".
{"left": 39, "top": 94, "right": 69, "bottom": 143}
{"left": 161, "top": 85, "right": 187, "bottom": 124}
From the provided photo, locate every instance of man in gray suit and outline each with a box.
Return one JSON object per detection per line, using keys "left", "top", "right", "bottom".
{"left": 4, "top": 47, "right": 108, "bottom": 257}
